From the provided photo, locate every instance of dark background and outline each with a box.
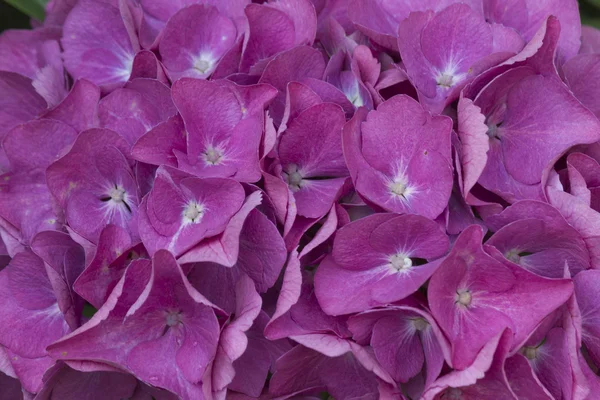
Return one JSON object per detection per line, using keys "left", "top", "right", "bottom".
{"left": 1, "top": 0, "right": 599, "bottom": 32}
{"left": 1, "top": 2, "right": 31, "bottom": 31}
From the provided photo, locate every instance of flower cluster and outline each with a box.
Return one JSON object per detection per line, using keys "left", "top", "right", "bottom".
{"left": 1, "top": 0, "right": 600, "bottom": 399}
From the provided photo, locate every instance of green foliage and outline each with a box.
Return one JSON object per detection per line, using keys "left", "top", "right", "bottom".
{"left": 82, "top": 302, "right": 98, "bottom": 318}
{"left": 4, "top": 0, "right": 48, "bottom": 21}
{"left": 582, "top": 0, "right": 600, "bottom": 28}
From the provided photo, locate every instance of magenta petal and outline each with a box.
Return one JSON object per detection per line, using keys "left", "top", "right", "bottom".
{"left": 315, "top": 213, "right": 448, "bottom": 315}
{"left": 98, "top": 78, "right": 177, "bottom": 148}
{"left": 525, "top": 327, "right": 576, "bottom": 400}
{"left": 268, "top": 0, "right": 317, "bottom": 47}
{"left": 0, "top": 370, "right": 23, "bottom": 400}
{"left": 347, "top": 0, "right": 398, "bottom": 51}
{"left": 212, "top": 274, "right": 261, "bottom": 391}
{"left": 30, "top": 230, "right": 85, "bottom": 329}
{"left": 300, "top": 77, "right": 356, "bottom": 117}
{"left": 187, "top": 262, "right": 240, "bottom": 315}
{"left": 175, "top": 116, "right": 264, "bottom": 182}
{"left": 7, "top": 349, "right": 55, "bottom": 394}
{"left": 132, "top": 115, "right": 187, "bottom": 168}
{"left": 3, "top": 119, "right": 78, "bottom": 171}
{"left": 129, "top": 50, "right": 169, "bottom": 83}
{"left": 159, "top": 4, "right": 237, "bottom": 80}
{"left": 42, "top": 79, "right": 101, "bottom": 133}
{"left": 279, "top": 81, "right": 322, "bottom": 131}
{"left": 279, "top": 103, "right": 347, "bottom": 177}
{"left": 332, "top": 213, "right": 396, "bottom": 271}
{"left": 49, "top": 251, "right": 220, "bottom": 399}
{"left": 315, "top": 254, "right": 442, "bottom": 316}
{"left": 563, "top": 54, "right": 600, "bottom": 119}
{"left": 62, "top": 0, "right": 137, "bottom": 92}
{"left": 235, "top": 209, "right": 287, "bottom": 292}
{"left": 348, "top": 305, "right": 449, "bottom": 390}
{"left": 457, "top": 97, "right": 490, "bottom": 197}
{"left": 292, "top": 177, "right": 348, "bottom": 219}
{"left": 240, "top": 4, "right": 296, "bottom": 73}
{"left": 265, "top": 251, "right": 302, "bottom": 337}
{"left": 228, "top": 311, "right": 292, "bottom": 397}
{"left": 140, "top": 166, "right": 245, "bottom": 256}
{"left": 0, "top": 170, "right": 61, "bottom": 247}
{"left": 35, "top": 366, "right": 138, "bottom": 400}
{"left": 0, "top": 71, "right": 47, "bottom": 140}
{"left": 428, "top": 225, "right": 573, "bottom": 369}
{"left": 505, "top": 353, "right": 553, "bottom": 399}
{"left": 547, "top": 187, "right": 600, "bottom": 269}
{"left": 487, "top": 216, "right": 590, "bottom": 278}
{"left": 397, "top": 4, "right": 501, "bottom": 113}
{"left": 499, "top": 75, "right": 600, "bottom": 185}
{"left": 137, "top": 0, "right": 249, "bottom": 50}
{"left": 521, "top": 0, "right": 581, "bottom": 62}
{"left": 574, "top": 270, "right": 600, "bottom": 366}
{"left": 73, "top": 224, "right": 147, "bottom": 309}
{"left": 0, "top": 250, "right": 69, "bottom": 359}
{"left": 186, "top": 202, "right": 287, "bottom": 296}
{"left": 46, "top": 128, "right": 130, "bottom": 207}
{"left": 62, "top": 145, "right": 139, "bottom": 244}
{"left": 0, "top": 28, "right": 67, "bottom": 107}
{"left": 474, "top": 71, "right": 600, "bottom": 201}
{"left": 422, "top": 329, "right": 515, "bottom": 400}
{"left": 0, "top": 27, "right": 61, "bottom": 79}
{"left": 371, "top": 315, "right": 425, "bottom": 383}
{"left": 177, "top": 191, "right": 262, "bottom": 266}
{"left": 269, "top": 345, "right": 379, "bottom": 399}
{"left": 580, "top": 25, "right": 600, "bottom": 55}
{"left": 347, "top": 95, "right": 452, "bottom": 219}
{"left": 258, "top": 46, "right": 327, "bottom": 125}
{"left": 171, "top": 78, "right": 274, "bottom": 182}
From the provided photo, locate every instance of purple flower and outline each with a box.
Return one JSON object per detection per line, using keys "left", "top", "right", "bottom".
{"left": 428, "top": 225, "right": 573, "bottom": 370}
{"left": 62, "top": 0, "right": 139, "bottom": 92}
{"left": 138, "top": 166, "right": 245, "bottom": 256}
{"left": 398, "top": 3, "right": 523, "bottom": 113}
{"left": 159, "top": 4, "right": 237, "bottom": 81}
{"left": 1, "top": 0, "right": 598, "bottom": 397}
{"left": 46, "top": 129, "right": 140, "bottom": 244}
{"left": 314, "top": 213, "right": 449, "bottom": 315}
{"left": 458, "top": 69, "right": 600, "bottom": 203}
{"left": 344, "top": 96, "right": 453, "bottom": 219}
{"left": 48, "top": 250, "right": 221, "bottom": 399}
{"left": 98, "top": 78, "right": 177, "bottom": 148}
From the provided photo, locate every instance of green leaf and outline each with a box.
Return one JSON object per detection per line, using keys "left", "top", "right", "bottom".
{"left": 587, "top": 0, "right": 600, "bottom": 9}
{"left": 82, "top": 303, "right": 98, "bottom": 318}
{"left": 4, "top": 0, "right": 48, "bottom": 21}
{"left": 582, "top": 16, "right": 600, "bottom": 29}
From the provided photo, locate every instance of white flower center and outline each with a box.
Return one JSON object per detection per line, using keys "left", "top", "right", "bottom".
{"left": 109, "top": 186, "right": 126, "bottom": 203}
{"left": 195, "top": 60, "right": 210, "bottom": 73}
{"left": 183, "top": 202, "right": 204, "bottom": 224}
{"left": 166, "top": 311, "right": 181, "bottom": 327}
{"left": 505, "top": 249, "right": 521, "bottom": 264}
{"left": 349, "top": 93, "right": 364, "bottom": 107}
{"left": 437, "top": 73, "right": 455, "bottom": 88}
{"left": 390, "top": 254, "right": 412, "bottom": 271}
{"left": 203, "top": 146, "right": 223, "bottom": 165}
{"left": 193, "top": 55, "right": 214, "bottom": 74}
{"left": 283, "top": 164, "right": 305, "bottom": 192}
{"left": 521, "top": 345, "right": 541, "bottom": 361}
{"left": 412, "top": 317, "right": 429, "bottom": 331}
{"left": 389, "top": 181, "right": 407, "bottom": 196}
{"left": 487, "top": 123, "right": 500, "bottom": 139}
{"left": 455, "top": 290, "right": 472, "bottom": 307}
{"left": 444, "top": 388, "right": 463, "bottom": 400}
